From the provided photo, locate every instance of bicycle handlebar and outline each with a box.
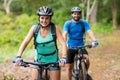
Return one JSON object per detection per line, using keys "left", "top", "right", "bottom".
{"left": 13, "top": 60, "right": 59, "bottom": 67}
{"left": 78, "top": 44, "right": 92, "bottom": 49}
{"left": 69, "top": 44, "right": 92, "bottom": 49}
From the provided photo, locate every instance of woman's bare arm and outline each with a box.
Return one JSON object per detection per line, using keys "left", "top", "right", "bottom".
{"left": 56, "top": 26, "right": 67, "bottom": 57}
{"left": 17, "top": 27, "right": 34, "bottom": 57}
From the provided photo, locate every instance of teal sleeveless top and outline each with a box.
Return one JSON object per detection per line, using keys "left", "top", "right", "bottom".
{"left": 34, "top": 26, "right": 58, "bottom": 63}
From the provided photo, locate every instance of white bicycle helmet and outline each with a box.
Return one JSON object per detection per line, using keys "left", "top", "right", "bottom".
{"left": 37, "top": 6, "right": 53, "bottom": 16}
{"left": 71, "top": 7, "right": 82, "bottom": 13}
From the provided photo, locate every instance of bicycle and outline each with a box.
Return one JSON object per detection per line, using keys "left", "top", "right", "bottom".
{"left": 71, "top": 44, "right": 92, "bottom": 80}
{"left": 13, "top": 60, "right": 59, "bottom": 80}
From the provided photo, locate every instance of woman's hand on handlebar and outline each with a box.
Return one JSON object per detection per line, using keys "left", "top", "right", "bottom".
{"left": 13, "top": 56, "right": 23, "bottom": 66}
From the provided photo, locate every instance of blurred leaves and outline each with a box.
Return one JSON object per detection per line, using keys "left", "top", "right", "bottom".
{"left": 0, "top": 13, "right": 37, "bottom": 55}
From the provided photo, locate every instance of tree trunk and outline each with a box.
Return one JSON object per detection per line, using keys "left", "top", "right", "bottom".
{"left": 89, "top": 0, "right": 98, "bottom": 24}
{"left": 86, "top": 0, "right": 98, "bottom": 23}
{"left": 86, "top": 0, "right": 90, "bottom": 21}
{"left": 86, "top": 0, "right": 98, "bottom": 24}
{"left": 4, "top": 6, "right": 10, "bottom": 14}
{"left": 111, "top": 0, "right": 117, "bottom": 29}
{"left": 80, "top": 0, "right": 86, "bottom": 19}
{"left": 3, "top": 0, "right": 12, "bottom": 14}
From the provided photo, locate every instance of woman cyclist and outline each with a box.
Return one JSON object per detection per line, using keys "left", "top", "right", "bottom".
{"left": 14, "top": 6, "right": 67, "bottom": 80}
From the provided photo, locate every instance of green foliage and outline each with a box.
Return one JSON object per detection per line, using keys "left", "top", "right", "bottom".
{"left": 52, "top": 8, "right": 71, "bottom": 27}
{"left": 0, "top": 11, "right": 4, "bottom": 16}
{"left": 3, "top": 73, "right": 16, "bottom": 80}
{"left": 92, "top": 23, "right": 113, "bottom": 34}
{"left": 21, "top": 0, "right": 49, "bottom": 15}
{"left": 10, "top": 0, "right": 22, "bottom": 14}
{"left": 116, "top": 1, "right": 120, "bottom": 24}
{"left": 49, "top": 0, "right": 80, "bottom": 27}
{"left": 0, "top": 15, "right": 12, "bottom": 25}
{"left": 79, "top": 3, "right": 85, "bottom": 9}
{"left": 97, "top": 1, "right": 112, "bottom": 24}
{"left": 0, "top": 13, "right": 37, "bottom": 53}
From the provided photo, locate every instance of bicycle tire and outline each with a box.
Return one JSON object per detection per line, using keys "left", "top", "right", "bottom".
{"left": 80, "top": 61, "right": 87, "bottom": 80}
{"left": 38, "top": 69, "right": 43, "bottom": 80}
{"left": 72, "top": 60, "right": 81, "bottom": 80}
{"left": 38, "top": 70, "right": 50, "bottom": 80}
{"left": 72, "top": 69, "right": 79, "bottom": 80}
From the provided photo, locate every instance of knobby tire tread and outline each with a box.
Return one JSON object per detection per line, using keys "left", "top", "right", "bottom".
{"left": 81, "top": 61, "right": 87, "bottom": 80}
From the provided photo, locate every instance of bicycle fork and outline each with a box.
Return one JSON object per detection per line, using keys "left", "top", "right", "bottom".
{"left": 72, "top": 58, "right": 80, "bottom": 78}
{"left": 38, "top": 69, "right": 49, "bottom": 80}
{"left": 72, "top": 59, "right": 88, "bottom": 80}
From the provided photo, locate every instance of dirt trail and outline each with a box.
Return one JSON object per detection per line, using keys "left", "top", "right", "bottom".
{"left": 88, "top": 30, "right": 120, "bottom": 80}
{"left": 0, "top": 30, "right": 120, "bottom": 80}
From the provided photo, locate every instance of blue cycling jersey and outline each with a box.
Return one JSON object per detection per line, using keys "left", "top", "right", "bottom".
{"left": 63, "top": 19, "right": 91, "bottom": 47}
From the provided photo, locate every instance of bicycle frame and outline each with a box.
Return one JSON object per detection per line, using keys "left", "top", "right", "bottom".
{"left": 36, "top": 62, "right": 50, "bottom": 80}
{"left": 72, "top": 45, "right": 92, "bottom": 80}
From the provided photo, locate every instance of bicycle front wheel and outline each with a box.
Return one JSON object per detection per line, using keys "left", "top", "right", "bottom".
{"left": 80, "top": 61, "right": 87, "bottom": 80}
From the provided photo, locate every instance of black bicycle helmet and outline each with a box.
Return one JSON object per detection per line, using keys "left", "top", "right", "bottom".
{"left": 37, "top": 6, "right": 53, "bottom": 16}
{"left": 71, "top": 7, "right": 82, "bottom": 13}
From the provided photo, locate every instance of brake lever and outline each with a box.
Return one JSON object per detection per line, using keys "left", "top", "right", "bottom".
{"left": 21, "top": 62, "right": 30, "bottom": 67}
{"left": 87, "top": 44, "right": 92, "bottom": 48}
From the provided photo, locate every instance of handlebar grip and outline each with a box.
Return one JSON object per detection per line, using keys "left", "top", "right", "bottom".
{"left": 87, "top": 45, "right": 92, "bottom": 48}
{"left": 21, "top": 62, "right": 30, "bottom": 67}
{"left": 12, "top": 60, "right": 16, "bottom": 63}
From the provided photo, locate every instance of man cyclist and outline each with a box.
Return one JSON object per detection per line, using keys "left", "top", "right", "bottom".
{"left": 14, "top": 6, "right": 67, "bottom": 80}
{"left": 63, "top": 6, "right": 98, "bottom": 80}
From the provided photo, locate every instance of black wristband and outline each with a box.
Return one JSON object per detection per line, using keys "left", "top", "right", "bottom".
{"left": 61, "top": 57, "right": 66, "bottom": 59}
{"left": 16, "top": 56, "right": 21, "bottom": 58}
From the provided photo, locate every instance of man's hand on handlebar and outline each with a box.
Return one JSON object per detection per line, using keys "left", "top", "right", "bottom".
{"left": 92, "top": 40, "right": 99, "bottom": 47}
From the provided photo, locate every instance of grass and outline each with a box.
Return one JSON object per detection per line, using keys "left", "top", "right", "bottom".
{"left": 3, "top": 73, "right": 16, "bottom": 80}
{"left": 0, "top": 48, "right": 35, "bottom": 63}
{"left": 92, "top": 23, "right": 113, "bottom": 34}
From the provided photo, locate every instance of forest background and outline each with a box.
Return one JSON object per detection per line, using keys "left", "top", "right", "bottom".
{"left": 0, "top": 0, "right": 120, "bottom": 62}
{"left": 0, "top": 0, "right": 120, "bottom": 80}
